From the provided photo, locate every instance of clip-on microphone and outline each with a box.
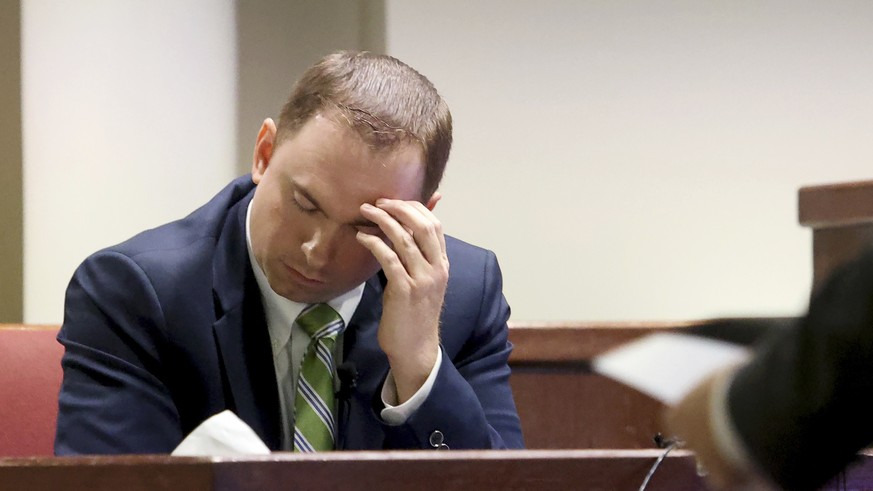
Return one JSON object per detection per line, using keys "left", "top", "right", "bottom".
{"left": 335, "top": 362, "right": 358, "bottom": 449}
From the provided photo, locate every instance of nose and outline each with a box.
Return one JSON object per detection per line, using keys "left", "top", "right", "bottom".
{"left": 301, "top": 224, "right": 337, "bottom": 269}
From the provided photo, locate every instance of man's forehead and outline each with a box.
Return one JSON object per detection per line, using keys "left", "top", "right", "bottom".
{"left": 292, "top": 164, "right": 423, "bottom": 207}
{"left": 280, "top": 115, "right": 425, "bottom": 191}
{"left": 290, "top": 112, "right": 419, "bottom": 155}
{"left": 319, "top": 109, "right": 422, "bottom": 156}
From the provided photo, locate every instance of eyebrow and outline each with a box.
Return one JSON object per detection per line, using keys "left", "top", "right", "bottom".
{"left": 291, "top": 180, "right": 378, "bottom": 228}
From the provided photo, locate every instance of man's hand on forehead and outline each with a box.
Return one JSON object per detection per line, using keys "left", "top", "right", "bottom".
{"left": 356, "top": 197, "right": 447, "bottom": 404}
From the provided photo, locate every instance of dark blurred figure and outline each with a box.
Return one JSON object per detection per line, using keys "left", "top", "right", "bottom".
{"left": 667, "top": 248, "right": 873, "bottom": 490}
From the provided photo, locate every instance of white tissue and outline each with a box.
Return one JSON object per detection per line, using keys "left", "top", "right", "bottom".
{"left": 171, "top": 410, "right": 271, "bottom": 456}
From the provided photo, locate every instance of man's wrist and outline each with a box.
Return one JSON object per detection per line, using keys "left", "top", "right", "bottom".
{"left": 387, "top": 343, "right": 439, "bottom": 404}
{"left": 381, "top": 347, "right": 443, "bottom": 425}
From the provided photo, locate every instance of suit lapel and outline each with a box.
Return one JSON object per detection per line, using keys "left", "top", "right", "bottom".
{"left": 340, "top": 272, "right": 391, "bottom": 449}
{"left": 211, "top": 192, "right": 282, "bottom": 450}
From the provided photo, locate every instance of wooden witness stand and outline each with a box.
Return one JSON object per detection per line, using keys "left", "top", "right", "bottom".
{"left": 4, "top": 180, "right": 873, "bottom": 489}
{"left": 1, "top": 450, "right": 713, "bottom": 491}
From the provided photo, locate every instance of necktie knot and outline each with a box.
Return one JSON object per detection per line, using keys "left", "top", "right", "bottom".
{"left": 296, "top": 303, "right": 344, "bottom": 341}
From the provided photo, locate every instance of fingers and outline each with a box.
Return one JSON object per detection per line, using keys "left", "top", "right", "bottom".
{"left": 359, "top": 199, "right": 447, "bottom": 276}
{"left": 360, "top": 203, "right": 421, "bottom": 274}
{"left": 355, "top": 229, "right": 409, "bottom": 280}
{"left": 403, "top": 200, "right": 447, "bottom": 259}
{"left": 362, "top": 200, "right": 445, "bottom": 263}
{"left": 375, "top": 199, "right": 445, "bottom": 262}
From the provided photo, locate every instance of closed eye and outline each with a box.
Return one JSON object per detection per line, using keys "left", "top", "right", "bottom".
{"left": 292, "top": 191, "right": 318, "bottom": 214}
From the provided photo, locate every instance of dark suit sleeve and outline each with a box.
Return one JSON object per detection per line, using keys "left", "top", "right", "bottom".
{"left": 727, "top": 249, "right": 873, "bottom": 490}
{"left": 55, "top": 251, "right": 182, "bottom": 455}
{"left": 381, "top": 250, "right": 525, "bottom": 449}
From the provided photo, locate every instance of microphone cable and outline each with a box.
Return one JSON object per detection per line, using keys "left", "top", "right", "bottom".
{"left": 639, "top": 434, "right": 683, "bottom": 491}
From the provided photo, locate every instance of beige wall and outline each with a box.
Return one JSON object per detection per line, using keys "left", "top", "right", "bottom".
{"left": 386, "top": 1, "right": 873, "bottom": 321}
{"left": 0, "top": 0, "right": 23, "bottom": 322}
{"left": 22, "top": 2, "right": 238, "bottom": 323}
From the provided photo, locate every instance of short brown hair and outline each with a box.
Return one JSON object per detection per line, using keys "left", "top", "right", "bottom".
{"left": 276, "top": 51, "right": 452, "bottom": 200}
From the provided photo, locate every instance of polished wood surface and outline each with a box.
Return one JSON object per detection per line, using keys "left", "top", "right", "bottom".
{"left": 0, "top": 450, "right": 702, "bottom": 491}
{"left": 0, "top": 455, "right": 213, "bottom": 491}
{"left": 212, "top": 450, "right": 701, "bottom": 490}
{"left": 3, "top": 450, "right": 871, "bottom": 490}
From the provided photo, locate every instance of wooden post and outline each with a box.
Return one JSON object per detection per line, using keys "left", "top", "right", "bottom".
{"left": 799, "top": 180, "right": 873, "bottom": 290}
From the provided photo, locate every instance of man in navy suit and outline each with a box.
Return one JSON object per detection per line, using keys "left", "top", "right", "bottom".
{"left": 55, "top": 51, "right": 524, "bottom": 454}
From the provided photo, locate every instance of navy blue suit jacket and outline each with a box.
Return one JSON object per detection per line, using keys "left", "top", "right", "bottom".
{"left": 55, "top": 175, "right": 524, "bottom": 454}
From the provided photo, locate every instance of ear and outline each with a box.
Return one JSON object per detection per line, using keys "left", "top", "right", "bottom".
{"left": 425, "top": 191, "right": 442, "bottom": 211}
{"left": 251, "top": 118, "right": 278, "bottom": 185}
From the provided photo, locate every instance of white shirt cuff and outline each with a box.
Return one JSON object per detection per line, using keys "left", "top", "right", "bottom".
{"left": 379, "top": 347, "right": 443, "bottom": 426}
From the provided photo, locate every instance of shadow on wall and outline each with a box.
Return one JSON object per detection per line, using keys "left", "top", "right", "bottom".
{"left": 0, "top": 0, "right": 23, "bottom": 323}
{"left": 235, "top": 0, "right": 386, "bottom": 173}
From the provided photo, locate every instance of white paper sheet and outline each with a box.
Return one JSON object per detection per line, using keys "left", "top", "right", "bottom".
{"left": 592, "top": 332, "right": 752, "bottom": 405}
{"left": 171, "top": 410, "right": 271, "bottom": 456}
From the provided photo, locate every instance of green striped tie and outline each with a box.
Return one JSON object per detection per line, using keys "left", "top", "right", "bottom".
{"left": 293, "top": 303, "right": 345, "bottom": 452}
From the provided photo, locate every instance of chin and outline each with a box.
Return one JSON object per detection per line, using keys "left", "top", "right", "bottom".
{"left": 275, "top": 286, "right": 318, "bottom": 303}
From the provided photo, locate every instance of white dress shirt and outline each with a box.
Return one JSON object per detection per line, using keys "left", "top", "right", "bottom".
{"left": 244, "top": 200, "right": 441, "bottom": 450}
